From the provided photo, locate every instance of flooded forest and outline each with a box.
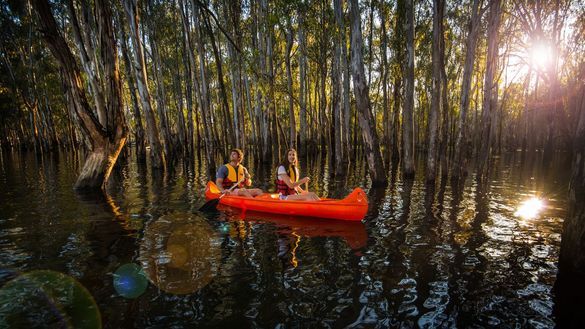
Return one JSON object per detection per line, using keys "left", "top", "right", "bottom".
{"left": 1, "top": 0, "right": 584, "bottom": 327}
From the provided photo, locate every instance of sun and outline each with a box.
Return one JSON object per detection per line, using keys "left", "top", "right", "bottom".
{"left": 530, "top": 42, "right": 553, "bottom": 69}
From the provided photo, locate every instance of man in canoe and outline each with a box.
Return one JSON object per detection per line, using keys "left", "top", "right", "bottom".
{"left": 216, "top": 148, "right": 263, "bottom": 197}
{"left": 276, "top": 148, "right": 320, "bottom": 201}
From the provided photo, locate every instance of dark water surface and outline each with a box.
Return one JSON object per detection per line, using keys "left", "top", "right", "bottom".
{"left": 0, "top": 149, "right": 572, "bottom": 328}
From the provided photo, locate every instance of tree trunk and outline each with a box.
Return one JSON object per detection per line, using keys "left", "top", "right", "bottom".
{"left": 452, "top": 0, "right": 481, "bottom": 180}
{"left": 171, "top": 0, "right": 186, "bottom": 154}
{"left": 333, "top": 0, "right": 345, "bottom": 172}
{"left": 379, "top": 2, "right": 390, "bottom": 164}
{"left": 426, "top": 0, "right": 444, "bottom": 182}
{"left": 285, "top": 18, "right": 296, "bottom": 149}
{"left": 148, "top": 31, "right": 173, "bottom": 156}
{"left": 192, "top": 3, "right": 216, "bottom": 173}
{"left": 477, "top": 0, "right": 502, "bottom": 181}
{"left": 401, "top": 0, "right": 416, "bottom": 178}
{"left": 203, "top": 14, "right": 235, "bottom": 148}
{"left": 32, "top": 0, "right": 127, "bottom": 190}
{"left": 123, "top": 0, "right": 165, "bottom": 169}
{"left": 349, "top": 0, "right": 386, "bottom": 187}
{"left": 179, "top": 0, "right": 195, "bottom": 155}
{"left": 298, "top": 5, "right": 308, "bottom": 155}
{"left": 117, "top": 13, "right": 146, "bottom": 161}
{"left": 341, "top": 6, "right": 351, "bottom": 157}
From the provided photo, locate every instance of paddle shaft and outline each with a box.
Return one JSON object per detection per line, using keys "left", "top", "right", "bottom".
{"left": 199, "top": 177, "right": 245, "bottom": 211}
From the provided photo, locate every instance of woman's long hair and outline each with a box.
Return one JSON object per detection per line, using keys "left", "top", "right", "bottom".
{"left": 278, "top": 148, "right": 299, "bottom": 170}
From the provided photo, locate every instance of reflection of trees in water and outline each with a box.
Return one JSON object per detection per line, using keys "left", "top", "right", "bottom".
{"left": 139, "top": 214, "right": 220, "bottom": 295}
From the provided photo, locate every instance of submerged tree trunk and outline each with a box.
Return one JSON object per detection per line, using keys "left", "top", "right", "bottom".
{"left": 32, "top": 0, "right": 127, "bottom": 190}
{"left": 401, "top": 0, "right": 416, "bottom": 178}
{"left": 349, "top": 0, "right": 386, "bottom": 186}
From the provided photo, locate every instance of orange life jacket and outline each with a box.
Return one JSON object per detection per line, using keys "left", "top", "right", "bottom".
{"left": 221, "top": 163, "right": 248, "bottom": 189}
{"left": 275, "top": 165, "right": 299, "bottom": 196}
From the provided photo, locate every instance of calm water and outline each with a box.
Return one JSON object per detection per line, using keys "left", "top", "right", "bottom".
{"left": 0, "top": 149, "right": 572, "bottom": 328}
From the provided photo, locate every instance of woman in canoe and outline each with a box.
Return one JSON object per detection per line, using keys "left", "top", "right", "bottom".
{"left": 276, "top": 148, "right": 320, "bottom": 201}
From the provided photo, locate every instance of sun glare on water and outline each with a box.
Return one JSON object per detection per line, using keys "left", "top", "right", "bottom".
{"left": 515, "top": 197, "right": 545, "bottom": 220}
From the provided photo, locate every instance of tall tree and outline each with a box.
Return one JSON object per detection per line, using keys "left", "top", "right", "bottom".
{"left": 426, "top": 0, "right": 444, "bottom": 182}
{"left": 123, "top": 0, "right": 166, "bottom": 169}
{"left": 192, "top": 2, "right": 216, "bottom": 173}
{"left": 451, "top": 0, "right": 481, "bottom": 178}
{"left": 285, "top": 16, "right": 296, "bottom": 149}
{"left": 401, "top": 0, "right": 415, "bottom": 178}
{"left": 477, "top": 0, "right": 502, "bottom": 180}
{"left": 116, "top": 11, "right": 146, "bottom": 161}
{"left": 32, "top": 0, "right": 127, "bottom": 189}
{"left": 178, "top": 0, "right": 195, "bottom": 155}
{"left": 333, "top": 0, "right": 345, "bottom": 172}
{"left": 349, "top": 0, "right": 386, "bottom": 186}
{"left": 297, "top": 4, "right": 308, "bottom": 155}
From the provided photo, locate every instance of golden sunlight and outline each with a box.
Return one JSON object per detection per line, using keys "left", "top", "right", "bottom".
{"left": 530, "top": 42, "right": 552, "bottom": 69}
{"left": 514, "top": 197, "right": 545, "bottom": 220}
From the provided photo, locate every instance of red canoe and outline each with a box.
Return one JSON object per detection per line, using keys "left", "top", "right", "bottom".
{"left": 204, "top": 181, "right": 368, "bottom": 221}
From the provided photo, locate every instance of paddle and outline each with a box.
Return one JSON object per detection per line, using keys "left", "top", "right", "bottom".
{"left": 199, "top": 178, "right": 244, "bottom": 212}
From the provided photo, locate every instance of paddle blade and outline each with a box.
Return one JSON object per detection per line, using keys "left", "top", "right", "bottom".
{"left": 199, "top": 198, "right": 220, "bottom": 212}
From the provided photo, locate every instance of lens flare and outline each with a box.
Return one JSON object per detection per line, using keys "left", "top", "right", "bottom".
{"left": 530, "top": 42, "right": 552, "bottom": 69}
{"left": 514, "top": 197, "right": 544, "bottom": 220}
{"left": 113, "top": 263, "right": 148, "bottom": 299}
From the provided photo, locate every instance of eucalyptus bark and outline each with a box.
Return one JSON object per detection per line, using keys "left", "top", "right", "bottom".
{"left": 179, "top": 0, "right": 195, "bottom": 154}
{"left": 66, "top": 0, "right": 106, "bottom": 128}
{"left": 285, "top": 18, "right": 296, "bottom": 149}
{"left": 333, "top": 0, "right": 344, "bottom": 171}
{"left": 192, "top": 3, "right": 216, "bottom": 172}
{"left": 117, "top": 13, "right": 145, "bottom": 161}
{"left": 203, "top": 13, "right": 235, "bottom": 148}
{"left": 225, "top": 0, "right": 243, "bottom": 148}
{"left": 349, "top": 0, "right": 386, "bottom": 186}
{"left": 452, "top": 0, "right": 481, "bottom": 179}
{"left": 123, "top": 0, "right": 165, "bottom": 169}
{"left": 401, "top": 0, "right": 415, "bottom": 178}
{"left": 148, "top": 30, "right": 173, "bottom": 156}
{"left": 298, "top": 6, "right": 308, "bottom": 154}
{"left": 340, "top": 5, "right": 351, "bottom": 155}
{"left": 32, "top": 0, "right": 127, "bottom": 190}
{"left": 477, "top": 0, "right": 502, "bottom": 180}
{"left": 380, "top": 2, "right": 390, "bottom": 164}
{"left": 426, "top": 0, "right": 444, "bottom": 182}
{"left": 260, "top": 0, "right": 274, "bottom": 158}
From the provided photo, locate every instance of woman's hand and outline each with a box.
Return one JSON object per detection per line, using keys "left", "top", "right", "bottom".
{"left": 297, "top": 177, "right": 310, "bottom": 186}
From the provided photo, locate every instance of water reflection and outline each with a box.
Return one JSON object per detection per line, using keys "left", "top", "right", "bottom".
{"left": 219, "top": 207, "right": 368, "bottom": 251}
{"left": 515, "top": 197, "right": 545, "bottom": 220}
{"left": 0, "top": 150, "right": 574, "bottom": 327}
{"left": 139, "top": 214, "right": 220, "bottom": 295}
